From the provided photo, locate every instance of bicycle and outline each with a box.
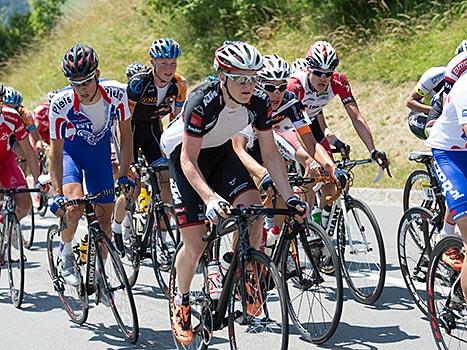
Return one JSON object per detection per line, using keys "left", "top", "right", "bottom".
{"left": 169, "top": 205, "right": 290, "bottom": 350}
{"left": 397, "top": 186, "right": 446, "bottom": 316}
{"left": 36, "top": 149, "right": 50, "bottom": 218}
{"left": 403, "top": 151, "right": 440, "bottom": 212}
{"left": 0, "top": 187, "right": 40, "bottom": 308}
{"left": 46, "top": 188, "right": 139, "bottom": 343}
{"left": 321, "top": 157, "right": 387, "bottom": 304}
{"left": 119, "top": 158, "right": 180, "bottom": 296}
{"left": 427, "top": 235, "right": 466, "bottom": 349}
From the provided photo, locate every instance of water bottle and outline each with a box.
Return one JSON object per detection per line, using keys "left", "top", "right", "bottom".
{"left": 264, "top": 226, "right": 280, "bottom": 256}
{"left": 79, "top": 234, "right": 89, "bottom": 263}
{"left": 207, "top": 260, "right": 223, "bottom": 300}
{"left": 220, "top": 251, "right": 234, "bottom": 278}
{"left": 311, "top": 207, "right": 322, "bottom": 225}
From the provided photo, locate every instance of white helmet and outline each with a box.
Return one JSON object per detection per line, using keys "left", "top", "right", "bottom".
{"left": 291, "top": 58, "right": 309, "bottom": 73}
{"left": 306, "top": 40, "right": 339, "bottom": 71}
{"left": 455, "top": 39, "right": 467, "bottom": 55}
{"left": 258, "top": 54, "right": 290, "bottom": 81}
{"left": 214, "top": 41, "right": 263, "bottom": 72}
{"left": 0, "top": 82, "right": 5, "bottom": 99}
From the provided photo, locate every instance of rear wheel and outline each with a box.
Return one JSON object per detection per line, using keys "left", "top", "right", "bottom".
{"left": 403, "top": 169, "right": 435, "bottom": 212}
{"left": 427, "top": 235, "right": 466, "bottom": 350}
{"left": 7, "top": 216, "right": 25, "bottom": 308}
{"left": 228, "top": 250, "right": 288, "bottom": 350}
{"left": 46, "top": 225, "right": 88, "bottom": 324}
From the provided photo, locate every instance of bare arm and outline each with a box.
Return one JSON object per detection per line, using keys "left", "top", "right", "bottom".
{"left": 49, "top": 139, "right": 64, "bottom": 196}
{"left": 180, "top": 134, "right": 217, "bottom": 204}
{"left": 257, "top": 129, "right": 294, "bottom": 200}
{"left": 18, "top": 138, "right": 40, "bottom": 183}
{"left": 406, "top": 90, "right": 431, "bottom": 114}
{"left": 118, "top": 118, "right": 134, "bottom": 178}
{"left": 297, "top": 129, "right": 335, "bottom": 172}
{"left": 232, "top": 134, "right": 268, "bottom": 183}
{"left": 344, "top": 102, "right": 376, "bottom": 153}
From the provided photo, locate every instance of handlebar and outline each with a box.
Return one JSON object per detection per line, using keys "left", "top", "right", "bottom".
{"left": 61, "top": 188, "right": 115, "bottom": 208}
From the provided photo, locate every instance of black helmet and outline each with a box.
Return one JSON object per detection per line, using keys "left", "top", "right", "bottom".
{"left": 61, "top": 43, "right": 99, "bottom": 79}
{"left": 408, "top": 112, "right": 428, "bottom": 140}
{"left": 0, "top": 82, "right": 5, "bottom": 98}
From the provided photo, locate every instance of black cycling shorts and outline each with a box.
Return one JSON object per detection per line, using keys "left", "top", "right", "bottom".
{"left": 169, "top": 141, "right": 257, "bottom": 228}
{"left": 132, "top": 121, "right": 163, "bottom": 164}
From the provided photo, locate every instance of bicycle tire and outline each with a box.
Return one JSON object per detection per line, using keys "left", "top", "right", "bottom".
{"left": 97, "top": 233, "right": 139, "bottom": 344}
{"left": 46, "top": 225, "right": 88, "bottom": 324}
{"left": 403, "top": 169, "right": 434, "bottom": 212}
{"left": 119, "top": 211, "right": 142, "bottom": 288}
{"left": 397, "top": 206, "right": 435, "bottom": 316}
{"left": 37, "top": 192, "right": 48, "bottom": 217}
{"left": 7, "top": 215, "right": 24, "bottom": 308}
{"left": 427, "top": 235, "right": 466, "bottom": 350}
{"left": 22, "top": 206, "right": 35, "bottom": 250}
{"left": 168, "top": 242, "right": 210, "bottom": 350}
{"left": 228, "top": 249, "right": 289, "bottom": 350}
{"left": 336, "top": 197, "right": 386, "bottom": 304}
{"left": 152, "top": 203, "right": 180, "bottom": 299}
{"left": 283, "top": 220, "right": 343, "bottom": 344}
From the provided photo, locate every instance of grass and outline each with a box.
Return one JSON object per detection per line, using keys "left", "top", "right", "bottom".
{"left": 0, "top": 0, "right": 465, "bottom": 189}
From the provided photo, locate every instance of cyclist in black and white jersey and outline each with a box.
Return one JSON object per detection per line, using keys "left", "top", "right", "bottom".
{"left": 160, "top": 41, "right": 308, "bottom": 345}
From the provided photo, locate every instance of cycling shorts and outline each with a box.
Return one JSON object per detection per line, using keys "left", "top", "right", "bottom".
{"left": 63, "top": 144, "right": 114, "bottom": 204}
{"left": 0, "top": 152, "right": 28, "bottom": 189}
{"left": 169, "top": 141, "right": 257, "bottom": 228}
{"left": 309, "top": 118, "right": 333, "bottom": 159}
{"left": 432, "top": 148, "right": 467, "bottom": 221}
{"left": 132, "top": 122, "right": 163, "bottom": 164}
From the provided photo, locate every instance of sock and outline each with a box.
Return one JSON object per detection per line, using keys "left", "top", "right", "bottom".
{"left": 264, "top": 215, "right": 275, "bottom": 230}
{"left": 441, "top": 221, "right": 456, "bottom": 238}
{"left": 175, "top": 291, "right": 190, "bottom": 306}
{"left": 321, "top": 205, "right": 332, "bottom": 228}
{"left": 59, "top": 240, "right": 73, "bottom": 258}
{"left": 122, "top": 215, "right": 131, "bottom": 229}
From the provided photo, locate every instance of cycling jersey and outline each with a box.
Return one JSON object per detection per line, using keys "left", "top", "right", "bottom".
{"left": 49, "top": 80, "right": 131, "bottom": 203}
{"left": 287, "top": 70, "right": 355, "bottom": 122}
{"left": 444, "top": 51, "right": 467, "bottom": 95}
{"left": 127, "top": 70, "right": 187, "bottom": 126}
{"left": 161, "top": 81, "right": 272, "bottom": 157}
{"left": 414, "top": 66, "right": 445, "bottom": 106}
{"left": 425, "top": 74, "right": 467, "bottom": 150}
{"left": 0, "top": 106, "right": 29, "bottom": 189}
{"left": 32, "top": 102, "right": 50, "bottom": 144}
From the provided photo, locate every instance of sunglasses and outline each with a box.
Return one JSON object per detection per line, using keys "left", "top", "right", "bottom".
{"left": 223, "top": 72, "right": 259, "bottom": 85}
{"left": 262, "top": 83, "right": 288, "bottom": 93}
{"left": 312, "top": 70, "right": 333, "bottom": 78}
{"left": 68, "top": 74, "right": 96, "bottom": 88}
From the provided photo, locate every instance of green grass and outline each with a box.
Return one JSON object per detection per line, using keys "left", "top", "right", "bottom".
{"left": 0, "top": 0, "right": 465, "bottom": 189}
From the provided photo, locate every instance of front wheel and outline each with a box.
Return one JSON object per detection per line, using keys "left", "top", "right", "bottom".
{"left": 7, "top": 216, "right": 25, "bottom": 308}
{"left": 228, "top": 250, "right": 289, "bottom": 350}
{"left": 403, "top": 169, "right": 434, "bottom": 212}
{"left": 336, "top": 197, "right": 386, "bottom": 304}
{"left": 22, "top": 207, "right": 35, "bottom": 250}
{"left": 427, "top": 235, "right": 466, "bottom": 349}
{"left": 97, "top": 233, "right": 139, "bottom": 344}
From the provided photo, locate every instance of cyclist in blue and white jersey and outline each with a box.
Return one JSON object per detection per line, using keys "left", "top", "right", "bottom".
{"left": 49, "top": 44, "right": 134, "bottom": 285}
{"left": 425, "top": 73, "right": 467, "bottom": 301}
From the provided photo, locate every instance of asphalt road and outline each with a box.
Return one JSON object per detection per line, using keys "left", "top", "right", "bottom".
{"left": 0, "top": 202, "right": 439, "bottom": 350}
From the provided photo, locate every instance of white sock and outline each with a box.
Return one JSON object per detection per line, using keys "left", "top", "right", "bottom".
{"left": 112, "top": 221, "right": 122, "bottom": 234}
{"left": 441, "top": 221, "right": 456, "bottom": 238}
{"left": 59, "top": 240, "right": 73, "bottom": 258}
{"left": 122, "top": 215, "right": 131, "bottom": 229}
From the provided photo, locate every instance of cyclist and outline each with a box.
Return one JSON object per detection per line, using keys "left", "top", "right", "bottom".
{"left": 125, "top": 62, "right": 148, "bottom": 80}
{"left": 112, "top": 39, "right": 187, "bottom": 243}
{"left": 290, "top": 58, "right": 308, "bottom": 74}
{"left": 424, "top": 73, "right": 467, "bottom": 301}
{"left": 232, "top": 54, "right": 342, "bottom": 214}
{"left": 32, "top": 90, "right": 60, "bottom": 147}
{"left": 0, "top": 83, "right": 40, "bottom": 224}
{"left": 288, "top": 40, "right": 389, "bottom": 226}
{"left": 160, "top": 41, "right": 308, "bottom": 345}
{"left": 49, "top": 44, "right": 134, "bottom": 286}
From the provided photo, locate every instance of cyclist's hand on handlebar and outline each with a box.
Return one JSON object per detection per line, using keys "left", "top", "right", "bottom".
{"left": 332, "top": 167, "right": 349, "bottom": 190}
{"left": 50, "top": 194, "right": 67, "bottom": 217}
{"left": 286, "top": 196, "right": 309, "bottom": 223}
{"left": 370, "top": 149, "right": 392, "bottom": 177}
{"left": 117, "top": 175, "right": 136, "bottom": 195}
{"left": 206, "top": 196, "right": 231, "bottom": 224}
{"left": 333, "top": 139, "right": 351, "bottom": 160}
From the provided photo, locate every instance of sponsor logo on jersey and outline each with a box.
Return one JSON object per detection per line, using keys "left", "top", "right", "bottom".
{"left": 52, "top": 94, "right": 73, "bottom": 114}
{"left": 190, "top": 112, "right": 203, "bottom": 127}
{"left": 452, "top": 59, "right": 467, "bottom": 77}
{"left": 203, "top": 90, "right": 217, "bottom": 107}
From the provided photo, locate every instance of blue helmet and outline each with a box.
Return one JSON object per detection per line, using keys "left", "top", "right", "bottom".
{"left": 149, "top": 38, "right": 181, "bottom": 59}
{"left": 3, "top": 87, "right": 23, "bottom": 108}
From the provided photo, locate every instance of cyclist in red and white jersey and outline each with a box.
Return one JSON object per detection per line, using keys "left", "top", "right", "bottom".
{"left": 32, "top": 91, "right": 59, "bottom": 147}
{"left": 0, "top": 83, "right": 40, "bottom": 221}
